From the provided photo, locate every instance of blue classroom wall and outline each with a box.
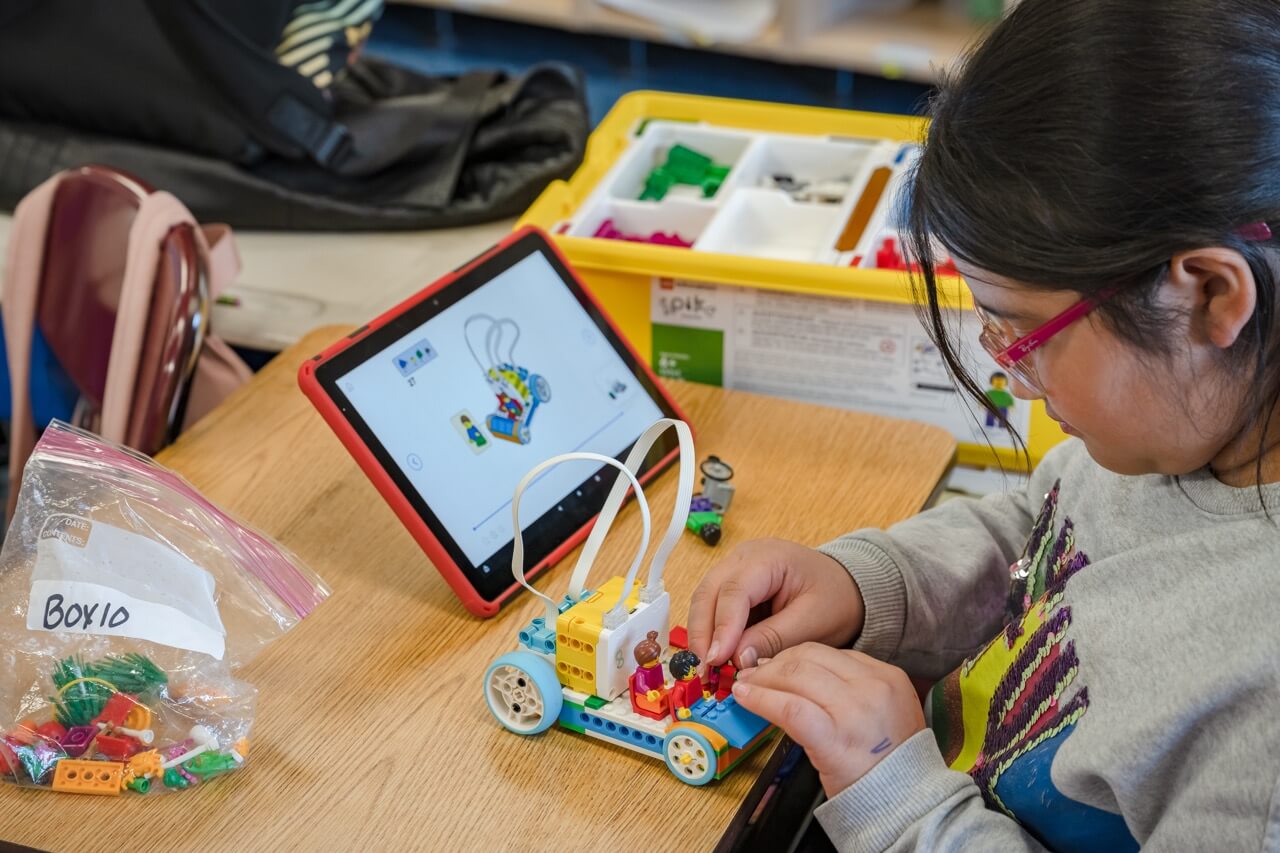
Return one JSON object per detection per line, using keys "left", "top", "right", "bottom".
{"left": 367, "top": 6, "right": 933, "bottom": 125}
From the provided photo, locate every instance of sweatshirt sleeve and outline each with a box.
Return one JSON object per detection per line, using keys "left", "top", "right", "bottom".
{"left": 814, "top": 731, "right": 1050, "bottom": 852}
{"left": 817, "top": 441, "right": 1076, "bottom": 680}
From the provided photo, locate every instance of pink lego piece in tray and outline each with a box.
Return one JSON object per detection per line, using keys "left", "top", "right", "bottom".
{"left": 593, "top": 218, "right": 692, "bottom": 248}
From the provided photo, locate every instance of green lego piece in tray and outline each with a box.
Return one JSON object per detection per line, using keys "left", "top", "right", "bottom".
{"left": 639, "top": 144, "right": 732, "bottom": 202}
{"left": 640, "top": 168, "right": 675, "bottom": 201}
{"left": 665, "top": 144, "right": 713, "bottom": 182}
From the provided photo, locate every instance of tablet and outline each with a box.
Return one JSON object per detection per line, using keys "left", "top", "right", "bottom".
{"left": 298, "top": 227, "right": 688, "bottom": 617}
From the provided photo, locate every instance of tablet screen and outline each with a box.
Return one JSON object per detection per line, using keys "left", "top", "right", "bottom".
{"left": 313, "top": 237, "right": 677, "bottom": 602}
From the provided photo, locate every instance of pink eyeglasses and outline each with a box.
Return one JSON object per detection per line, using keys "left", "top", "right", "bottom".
{"left": 973, "top": 291, "right": 1114, "bottom": 395}
{"left": 974, "top": 221, "right": 1274, "bottom": 394}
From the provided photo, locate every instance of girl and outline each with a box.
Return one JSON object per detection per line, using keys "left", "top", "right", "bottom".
{"left": 687, "top": 1, "right": 1280, "bottom": 849}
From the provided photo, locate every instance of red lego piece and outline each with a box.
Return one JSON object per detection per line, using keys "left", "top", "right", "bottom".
{"left": 0, "top": 741, "right": 15, "bottom": 775}
{"left": 92, "top": 693, "right": 139, "bottom": 727}
{"left": 94, "top": 733, "right": 141, "bottom": 762}
{"left": 711, "top": 664, "right": 737, "bottom": 701}
{"left": 668, "top": 625, "right": 689, "bottom": 650}
{"left": 875, "top": 237, "right": 906, "bottom": 270}
{"left": 35, "top": 721, "right": 67, "bottom": 743}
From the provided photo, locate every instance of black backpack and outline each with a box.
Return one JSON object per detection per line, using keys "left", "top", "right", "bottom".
{"left": 0, "top": 0, "right": 589, "bottom": 230}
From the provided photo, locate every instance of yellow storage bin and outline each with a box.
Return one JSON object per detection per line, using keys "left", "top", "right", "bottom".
{"left": 518, "top": 91, "right": 1065, "bottom": 471}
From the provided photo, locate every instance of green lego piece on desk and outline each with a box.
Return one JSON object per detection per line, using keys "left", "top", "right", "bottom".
{"left": 185, "top": 751, "right": 240, "bottom": 778}
{"left": 687, "top": 510, "right": 724, "bottom": 546}
{"left": 686, "top": 510, "right": 723, "bottom": 530}
{"left": 163, "top": 767, "right": 190, "bottom": 789}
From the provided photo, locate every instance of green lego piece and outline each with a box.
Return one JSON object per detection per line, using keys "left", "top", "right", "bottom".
{"left": 185, "top": 751, "right": 240, "bottom": 779}
{"left": 686, "top": 510, "right": 723, "bottom": 532}
{"left": 163, "top": 767, "right": 190, "bottom": 789}
{"left": 640, "top": 168, "right": 675, "bottom": 201}
{"left": 126, "top": 776, "right": 151, "bottom": 794}
{"left": 639, "top": 145, "right": 731, "bottom": 202}
{"left": 584, "top": 695, "right": 608, "bottom": 710}
{"left": 666, "top": 145, "right": 713, "bottom": 180}
{"left": 701, "top": 165, "right": 731, "bottom": 197}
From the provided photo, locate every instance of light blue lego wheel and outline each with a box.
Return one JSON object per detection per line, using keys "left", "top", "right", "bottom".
{"left": 483, "top": 651, "right": 563, "bottom": 735}
{"left": 530, "top": 374, "right": 551, "bottom": 403}
{"left": 663, "top": 725, "right": 718, "bottom": 786}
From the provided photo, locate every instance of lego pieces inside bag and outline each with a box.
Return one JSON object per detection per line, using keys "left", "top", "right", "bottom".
{"left": 0, "top": 423, "right": 329, "bottom": 795}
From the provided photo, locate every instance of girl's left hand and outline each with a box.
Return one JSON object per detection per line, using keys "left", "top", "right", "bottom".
{"left": 731, "top": 642, "right": 926, "bottom": 797}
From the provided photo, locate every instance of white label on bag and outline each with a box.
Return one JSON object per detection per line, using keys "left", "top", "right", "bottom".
{"left": 26, "top": 515, "right": 226, "bottom": 660}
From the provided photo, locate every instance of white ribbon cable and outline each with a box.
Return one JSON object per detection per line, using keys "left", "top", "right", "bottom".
{"left": 511, "top": 452, "right": 652, "bottom": 627}
{"left": 566, "top": 419, "right": 694, "bottom": 609}
{"left": 486, "top": 320, "right": 502, "bottom": 369}
{"left": 498, "top": 318, "right": 520, "bottom": 366}
{"left": 464, "top": 314, "right": 496, "bottom": 374}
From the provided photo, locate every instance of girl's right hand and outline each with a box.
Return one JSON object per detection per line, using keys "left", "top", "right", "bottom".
{"left": 686, "top": 538, "right": 866, "bottom": 670}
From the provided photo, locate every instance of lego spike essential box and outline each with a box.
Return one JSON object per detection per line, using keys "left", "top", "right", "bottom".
{"left": 519, "top": 91, "right": 1067, "bottom": 472}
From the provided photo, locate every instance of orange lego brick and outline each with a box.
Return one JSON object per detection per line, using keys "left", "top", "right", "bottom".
{"left": 122, "top": 702, "right": 153, "bottom": 732}
{"left": 52, "top": 760, "right": 124, "bottom": 796}
{"left": 128, "top": 749, "right": 162, "bottom": 778}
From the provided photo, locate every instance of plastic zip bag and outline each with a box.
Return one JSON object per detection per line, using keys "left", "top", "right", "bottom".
{"left": 0, "top": 422, "right": 329, "bottom": 795}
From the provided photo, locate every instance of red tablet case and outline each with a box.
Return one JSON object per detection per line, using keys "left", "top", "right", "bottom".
{"left": 298, "top": 226, "right": 689, "bottom": 618}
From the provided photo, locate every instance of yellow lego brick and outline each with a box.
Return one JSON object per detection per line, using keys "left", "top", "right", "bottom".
{"left": 556, "top": 576, "right": 641, "bottom": 694}
{"left": 53, "top": 760, "right": 124, "bottom": 796}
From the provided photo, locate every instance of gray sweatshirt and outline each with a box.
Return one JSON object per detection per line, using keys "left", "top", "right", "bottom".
{"left": 812, "top": 438, "right": 1280, "bottom": 851}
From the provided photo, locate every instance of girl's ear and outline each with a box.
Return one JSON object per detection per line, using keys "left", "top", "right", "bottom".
{"left": 1168, "top": 248, "right": 1257, "bottom": 349}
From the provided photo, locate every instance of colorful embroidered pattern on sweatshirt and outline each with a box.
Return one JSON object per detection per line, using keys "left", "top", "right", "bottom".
{"left": 926, "top": 481, "right": 1137, "bottom": 852}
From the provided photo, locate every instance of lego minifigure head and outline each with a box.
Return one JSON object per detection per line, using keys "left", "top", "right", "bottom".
{"left": 461, "top": 415, "right": 473, "bottom": 426}
{"left": 669, "top": 649, "right": 700, "bottom": 681}
{"left": 634, "top": 630, "right": 662, "bottom": 667}
{"left": 989, "top": 372, "right": 1008, "bottom": 391}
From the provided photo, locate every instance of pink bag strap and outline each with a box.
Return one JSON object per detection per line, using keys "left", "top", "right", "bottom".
{"left": 199, "top": 223, "right": 240, "bottom": 298}
{"left": 3, "top": 173, "right": 63, "bottom": 518}
{"left": 99, "top": 192, "right": 201, "bottom": 441}
{"left": 5, "top": 178, "right": 241, "bottom": 519}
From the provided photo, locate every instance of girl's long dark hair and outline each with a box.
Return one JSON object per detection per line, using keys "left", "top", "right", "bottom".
{"left": 907, "top": 0, "right": 1280, "bottom": 481}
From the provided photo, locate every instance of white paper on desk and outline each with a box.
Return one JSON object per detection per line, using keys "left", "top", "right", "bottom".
{"left": 596, "top": 0, "right": 777, "bottom": 44}
{"left": 25, "top": 514, "right": 226, "bottom": 660}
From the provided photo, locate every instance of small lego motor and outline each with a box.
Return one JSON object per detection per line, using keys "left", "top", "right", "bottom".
{"left": 686, "top": 456, "right": 735, "bottom": 546}
{"left": 699, "top": 456, "right": 734, "bottom": 512}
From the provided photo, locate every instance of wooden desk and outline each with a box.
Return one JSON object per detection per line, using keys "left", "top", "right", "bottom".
{"left": 0, "top": 326, "right": 954, "bottom": 852}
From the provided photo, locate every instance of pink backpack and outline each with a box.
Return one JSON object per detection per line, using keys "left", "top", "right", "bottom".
{"left": 2, "top": 165, "right": 251, "bottom": 516}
